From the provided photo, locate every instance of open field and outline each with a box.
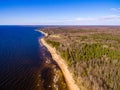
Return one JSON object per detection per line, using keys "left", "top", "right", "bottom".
{"left": 40, "top": 26, "right": 120, "bottom": 90}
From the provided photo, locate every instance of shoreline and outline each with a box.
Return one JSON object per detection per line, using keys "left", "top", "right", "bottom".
{"left": 39, "top": 30, "right": 80, "bottom": 90}
{"left": 35, "top": 29, "right": 48, "bottom": 36}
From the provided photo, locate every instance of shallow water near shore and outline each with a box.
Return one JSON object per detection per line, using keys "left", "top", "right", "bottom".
{"left": 0, "top": 26, "right": 68, "bottom": 90}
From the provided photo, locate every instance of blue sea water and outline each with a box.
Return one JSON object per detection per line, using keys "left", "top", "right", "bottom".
{"left": 0, "top": 26, "right": 44, "bottom": 90}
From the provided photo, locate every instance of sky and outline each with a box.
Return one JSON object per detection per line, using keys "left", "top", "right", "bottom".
{"left": 0, "top": 0, "right": 120, "bottom": 25}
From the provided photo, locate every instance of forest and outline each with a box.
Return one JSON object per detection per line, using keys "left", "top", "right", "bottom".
{"left": 41, "top": 26, "right": 120, "bottom": 90}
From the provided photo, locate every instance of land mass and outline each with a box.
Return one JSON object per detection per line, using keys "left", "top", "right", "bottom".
{"left": 39, "top": 30, "right": 80, "bottom": 90}
{"left": 39, "top": 26, "right": 120, "bottom": 90}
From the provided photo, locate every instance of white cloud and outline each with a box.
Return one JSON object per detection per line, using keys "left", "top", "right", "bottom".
{"left": 100, "top": 15, "right": 120, "bottom": 21}
{"left": 110, "top": 8, "right": 120, "bottom": 12}
{"left": 1, "top": 14, "right": 120, "bottom": 25}
{"left": 56, "top": 15, "right": 120, "bottom": 25}
{"left": 42, "top": 15, "right": 120, "bottom": 25}
{"left": 76, "top": 15, "right": 120, "bottom": 21}
{"left": 75, "top": 17, "right": 96, "bottom": 21}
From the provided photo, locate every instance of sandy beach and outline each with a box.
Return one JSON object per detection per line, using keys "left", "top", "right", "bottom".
{"left": 40, "top": 36, "right": 80, "bottom": 90}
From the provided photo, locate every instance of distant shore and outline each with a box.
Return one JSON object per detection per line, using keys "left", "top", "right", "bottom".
{"left": 35, "top": 29, "right": 48, "bottom": 36}
{"left": 39, "top": 30, "right": 80, "bottom": 90}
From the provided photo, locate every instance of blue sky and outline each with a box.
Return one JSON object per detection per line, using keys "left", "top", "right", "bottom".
{"left": 0, "top": 0, "right": 120, "bottom": 25}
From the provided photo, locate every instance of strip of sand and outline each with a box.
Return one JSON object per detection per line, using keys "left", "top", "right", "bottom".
{"left": 40, "top": 37, "right": 80, "bottom": 90}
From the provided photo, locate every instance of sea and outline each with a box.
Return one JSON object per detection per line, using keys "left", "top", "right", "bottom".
{"left": 0, "top": 26, "right": 44, "bottom": 90}
{"left": 0, "top": 26, "right": 68, "bottom": 90}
